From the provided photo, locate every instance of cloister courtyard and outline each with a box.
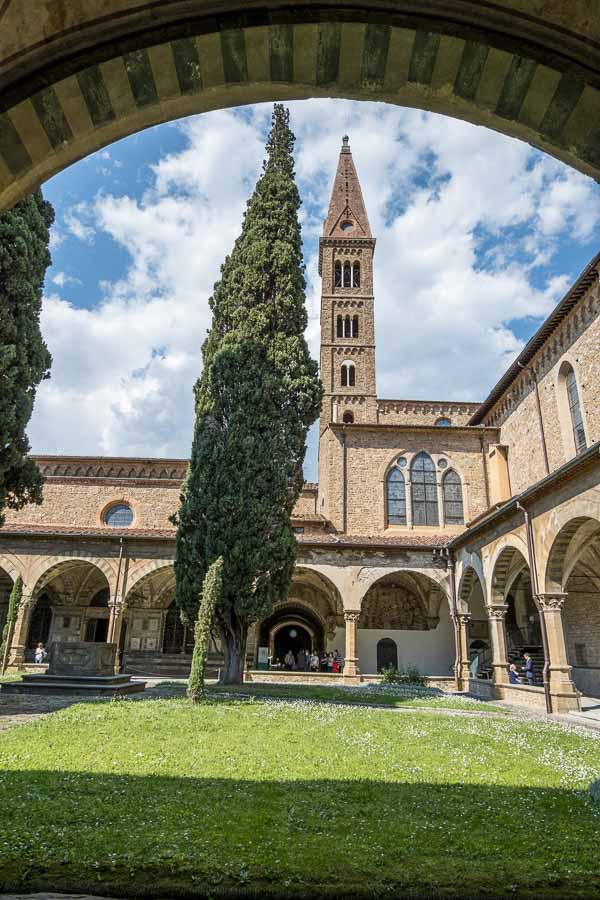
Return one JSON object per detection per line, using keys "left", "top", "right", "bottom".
{"left": 0, "top": 680, "right": 598, "bottom": 898}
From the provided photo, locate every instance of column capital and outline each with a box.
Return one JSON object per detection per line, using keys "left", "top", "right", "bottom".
{"left": 487, "top": 604, "right": 508, "bottom": 620}
{"left": 344, "top": 610, "right": 361, "bottom": 623}
{"left": 456, "top": 613, "right": 471, "bottom": 626}
{"left": 538, "top": 592, "right": 567, "bottom": 610}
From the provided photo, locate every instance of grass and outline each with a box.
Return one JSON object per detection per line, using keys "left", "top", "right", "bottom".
{"left": 207, "top": 680, "right": 509, "bottom": 712}
{"left": 0, "top": 691, "right": 599, "bottom": 897}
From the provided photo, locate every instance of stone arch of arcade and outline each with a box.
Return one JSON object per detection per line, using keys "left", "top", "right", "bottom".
{"left": 357, "top": 569, "right": 454, "bottom": 677}
{"left": 1, "top": 1, "right": 600, "bottom": 212}
{"left": 457, "top": 564, "right": 490, "bottom": 676}
{"left": 544, "top": 513, "right": 600, "bottom": 697}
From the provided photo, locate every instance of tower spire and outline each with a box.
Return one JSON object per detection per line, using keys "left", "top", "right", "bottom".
{"left": 323, "top": 135, "right": 371, "bottom": 239}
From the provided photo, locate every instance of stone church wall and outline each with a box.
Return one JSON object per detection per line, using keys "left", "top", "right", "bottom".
{"left": 482, "top": 280, "right": 600, "bottom": 494}
{"left": 376, "top": 400, "right": 479, "bottom": 426}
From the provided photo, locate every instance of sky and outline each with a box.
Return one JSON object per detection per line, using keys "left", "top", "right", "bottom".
{"left": 34, "top": 98, "right": 600, "bottom": 481}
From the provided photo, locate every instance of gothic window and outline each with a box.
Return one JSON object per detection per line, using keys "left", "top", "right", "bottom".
{"left": 411, "top": 452, "right": 439, "bottom": 526}
{"left": 352, "top": 315, "right": 359, "bottom": 337}
{"left": 386, "top": 468, "right": 406, "bottom": 525}
{"left": 442, "top": 470, "right": 464, "bottom": 525}
{"left": 344, "top": 315, "right": 352, "bottom": 337}
{"left": 343, "top": 262, "right": 352, "bottom": 288}
{"left": 334, "top": 261, "right": 342, "bottom": 288}
{"left": 341, "top": 361, "right": 355, "bottom": 387}
{"left": 336, "top": 315, "right": 343, "bottom": 338}
{"left": 342, "top": 410, "right": 354, "bottom": 424}
{"left": 565, "top": 365, "right": 586, "bottom": 454}
{"left": 352, "top": 261, "right": 360, "bottom": 287}
{"left": 104, "top": 503, "right": 134, "bottom": 527}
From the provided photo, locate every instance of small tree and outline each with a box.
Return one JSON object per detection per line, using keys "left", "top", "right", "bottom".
{"left": 0, "top": 575, "right": 23, "bottom": 674}
{"left": 174, "top": 105, "right": 322, "bottom": 683}
{"left": 0, "top": 191, "right": 54, "bottom": 526}
{"left": 188, "top": 557, "right": 223, "bottom": 703}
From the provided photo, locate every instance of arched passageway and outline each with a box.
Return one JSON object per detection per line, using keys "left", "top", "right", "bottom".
{"left": 0, "top": 567, "right": 13, "bottom": 638}
{"left": 458, "top": 565, "right": 490, "bottom": 677}
{"left": 546, "top": 516, "right": 600, "bottom": 697}
{"left": 1, "top": 2, "right": 600, "bottom": 211}
{"left": 359, "top": 571, "right": 454, "bottom": 676}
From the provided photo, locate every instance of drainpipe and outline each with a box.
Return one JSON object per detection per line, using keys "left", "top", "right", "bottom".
{"left": 108, "top": 537, "right": 125, "bottom": 644}
{"left": 341, "top": 429, "right": 347, "bottom": 533}
{"left": 518, "top": 363, "right": 549, "bottom": 476}
{"left": 517, "top": 502, "right": 552, "bottom": 714}
{"left": 443, "top": 549, "right": 462, "bottom": 692}
{"left": 479, "top": 434, "right": 490, "bottom": 509}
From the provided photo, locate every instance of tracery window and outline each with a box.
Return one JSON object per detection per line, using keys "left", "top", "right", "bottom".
{"left": 411, "top": 452, "right": 439, "bottom": 526}
{"left": 386, "top": 468, "right": 406, "bottom": 525}
{"left": 343, "top": 262, "right": 352, "bottom": 288}
{"left": 336, "top": 315, "right": 343, "bottom": 338}
{"left": 442, "top": 470, "right": 464, "bottom": 525}
{"left": 334, "top": 261, "right": 342, "bottom": 288}
{"left": 565, "top": 365, "right": 587, "bottom": 454}
{"left": 341, "top": 361, "right": 355, "bottom": 387}
{"left": 353, "top": 261, "right": 360, "bottom": 287}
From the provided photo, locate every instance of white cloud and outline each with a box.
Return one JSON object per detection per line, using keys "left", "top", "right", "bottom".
{"left": 29, "top": 100, "right": 600, "bottom": 479}
{"left": 52, "top": 272, "right": 81, "bottom": 288}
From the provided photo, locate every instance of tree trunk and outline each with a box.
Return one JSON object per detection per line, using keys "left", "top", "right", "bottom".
{"left": 219, "top": 618, "right": 248, "bottom": 684}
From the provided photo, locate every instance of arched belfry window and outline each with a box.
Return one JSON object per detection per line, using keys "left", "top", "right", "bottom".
{"left": 344, "top": 315, "right": 351, "bottom": 338}
{"left": 343, "top": 262, "right": 352, "bottom": 288}
{"left": 411, "top": 452, "right": 439, "bottom": 526}
{"left": 342, "top": 410, "right": 354, "bottom": 424}
{"left": 341, "top": 361, "right": 355, "bottom": 388}
{"left": 386, "top": 468, "right": 406, "bottom": 525}
{"left": 565, "top": 365, "right": 587, "bottom": 454}
{"left": 352, "top": 315, "right": 359, "bottom": 337}
{"left": 442, "top": 470, "right": 464, "bottom": 525}
{"left": 352, "top": 261, "right": 360, "bottom": 287}
{"left": 336, "top": 315, "right": 343, "bottom": 338}
{"left": 334, "top": 261, "right": 342, "bottom": 288}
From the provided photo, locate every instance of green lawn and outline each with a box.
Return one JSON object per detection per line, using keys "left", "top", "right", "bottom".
{"left": 0, "top": 693, "right": 599, "bottom": 897}
{"left": 207, "top": 680, "right": 509, "bottom": 712}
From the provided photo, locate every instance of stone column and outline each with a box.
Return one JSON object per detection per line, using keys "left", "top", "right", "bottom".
{"left": 538, "top": 592, "right": 580, "bottom": 712}
{"left": 455, "top": 613, "right": 471, "bottom": 689}
{"left": 343, "top": 611, "right": 360, "bottom": 682}
{"left": 7, "top": 590, "right": 34, "bottom": 671}
{"left": 487, "top": 604, "right": 509, "bottom": 685}
{"left": 107, "top": 599, "right": 125, "bottom": 673}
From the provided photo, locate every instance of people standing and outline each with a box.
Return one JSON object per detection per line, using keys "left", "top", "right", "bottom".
{"left": 523, "top": 653, "right": 535, "bottom": 686}
{"left": 284, "top": 650, "right": 294, "bottom": 670}
{"left": 334, "top": 648, "right": 343, "bottom": 673}
{"left": 297, "top": 649, "right": 305, "bottom": 672}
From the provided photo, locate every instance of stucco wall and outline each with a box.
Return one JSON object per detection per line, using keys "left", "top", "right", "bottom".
{"left": 357, "top": 604, "right": 454, "bottom": 676}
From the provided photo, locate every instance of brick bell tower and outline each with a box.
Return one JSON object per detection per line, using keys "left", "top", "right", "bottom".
{"left": 318, "top": 135, "right": 377, "bottom": 431}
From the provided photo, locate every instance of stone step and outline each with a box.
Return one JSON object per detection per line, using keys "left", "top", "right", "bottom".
{"left": 1, "top": 674, "right": 145, "bottom": 695}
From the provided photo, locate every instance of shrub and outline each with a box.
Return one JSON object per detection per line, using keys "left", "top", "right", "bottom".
{"left": 380, "top": 665, "right": 426, "bottom": 686}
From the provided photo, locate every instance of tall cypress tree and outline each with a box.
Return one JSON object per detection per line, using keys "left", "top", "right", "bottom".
{"left": 0, "top": 191, "right": 53, "bottom": 525}
{"left": 174, "top": 105, "right": 322, "bottom": 683}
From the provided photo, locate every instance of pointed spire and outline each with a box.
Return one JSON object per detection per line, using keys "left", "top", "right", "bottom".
{"left": 323, "top": 135, "right": 371, "bottom": 239}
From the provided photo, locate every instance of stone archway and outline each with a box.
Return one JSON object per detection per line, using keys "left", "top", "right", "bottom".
{"left": 1, "top": 2, "right": 600, "bottom": 211}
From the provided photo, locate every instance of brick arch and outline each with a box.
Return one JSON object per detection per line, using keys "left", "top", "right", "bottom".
{"left": 1, "top": 3, "right": 600, "bottom": 212}
{"left": 545, "top": 514, "right": 600, "bottom": 593}
{"left": 29, "top": 554, "right": 114, "bottom": 602}
{"left": 124, "top": 558, "right": 175, "bottom": 599}
{"left": 458, "top": 564, "right": 485, "bottom": 613}
{"left": 489, "top": 542, "right": 529, "bottom": 603}
{"left": 0, "top": 553, "right": 23, "bottom": 584}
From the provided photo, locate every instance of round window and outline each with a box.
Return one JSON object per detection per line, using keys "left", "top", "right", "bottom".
{"left": 340, "top": 220, "right": 354, "bottom": 231}
{"left": 104, "top": 503, "right": 134, "bottom": 527}
{"left": 397, "top": 457, "right": 407, "bottom": 468}
{"left": 438, "top": 459, "right": 448, "bottom": 469}
{"left": 435, "top": 417, "right": 452, "bottom": 427}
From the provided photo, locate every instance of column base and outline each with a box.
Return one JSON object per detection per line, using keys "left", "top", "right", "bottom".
{"left": 492, "top": 662, "right": 509, "bottom": 685}
{"left": 343, "top": 673, "right": 361, "bottom": 686}
{"left": 550, "top": 690, "right": 581, "bottom": 713}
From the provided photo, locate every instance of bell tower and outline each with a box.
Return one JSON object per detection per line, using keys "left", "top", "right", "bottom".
{"left": 318, "top": 135, "right": 377, "bottom": 430}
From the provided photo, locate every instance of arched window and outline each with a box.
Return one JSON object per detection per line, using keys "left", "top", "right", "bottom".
{"left": 334, "top": 261, "right": 342, "bottom": 288}
{"left": 336, "top": 315, "right": 343, "bottom": 338}
{"left": 435, "top": 417, "right": 451, "bottom": 427}
{"left": 411, "top": 452, "right": 439, "bottom": 526}
{"left": 344, "top": 315, "right": 351, "bottom": 337}
{"left": 343, "top": 262, "right": 351, "bottom": 287}
{"left": 341, "top": 361, "right": 355, "bottom": 387}
{"left": 442, "top": 470, "right": 464, "bottom": 525}
{"left": 386, "top": 468, "right": 406, "bottom": 525}
{"left": 104, "top": 503, "right": 134, "bottom": 527}
{"left": 565, "top": 365, "right": 587, "bottom": 454}
{"left": 352, "top": 261, "right": 360, "bottom": 287}
{"left": 352, "top": 315, "right": 359, "bottom": 337}
{"left": 342, "top": 410, "right": 354, "bottom": 424}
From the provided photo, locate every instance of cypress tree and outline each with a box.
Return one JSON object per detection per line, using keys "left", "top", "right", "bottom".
{"left": 174, "top": 104, "right": 322, "bottom": 683}
{"left": 0, "top": 191, "right": 53, "bottom": 526}
{"left": 188, "top": 557, "right": 223, "bottom": 703}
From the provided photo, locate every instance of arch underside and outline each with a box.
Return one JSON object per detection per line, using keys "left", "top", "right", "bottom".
{"left": 1, "top": 2, "right": 600, "bottom": 210}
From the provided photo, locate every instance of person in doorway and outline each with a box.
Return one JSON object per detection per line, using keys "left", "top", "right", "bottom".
{"left": 34, "top": 642, "right": 47, "bottom": 664}
{"left": 297, "top": 649, "right": 306, "bottom": 672}
{"left": 284, "top": 650, "right": 294, "bottom": 670}
{"left": 508, "top": 663, "right": 521, "bottom": 685}
{"left": 523, "top": 653, "right": 535, "bottom": 686}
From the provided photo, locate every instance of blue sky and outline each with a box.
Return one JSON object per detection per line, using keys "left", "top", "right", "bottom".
{"left": 34, "top": 99, "right": 600, "bottom": 480}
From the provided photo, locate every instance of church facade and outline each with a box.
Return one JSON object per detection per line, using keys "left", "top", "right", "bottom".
{"left": 1, "top": 139, "right": 599, "bottom": 713}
